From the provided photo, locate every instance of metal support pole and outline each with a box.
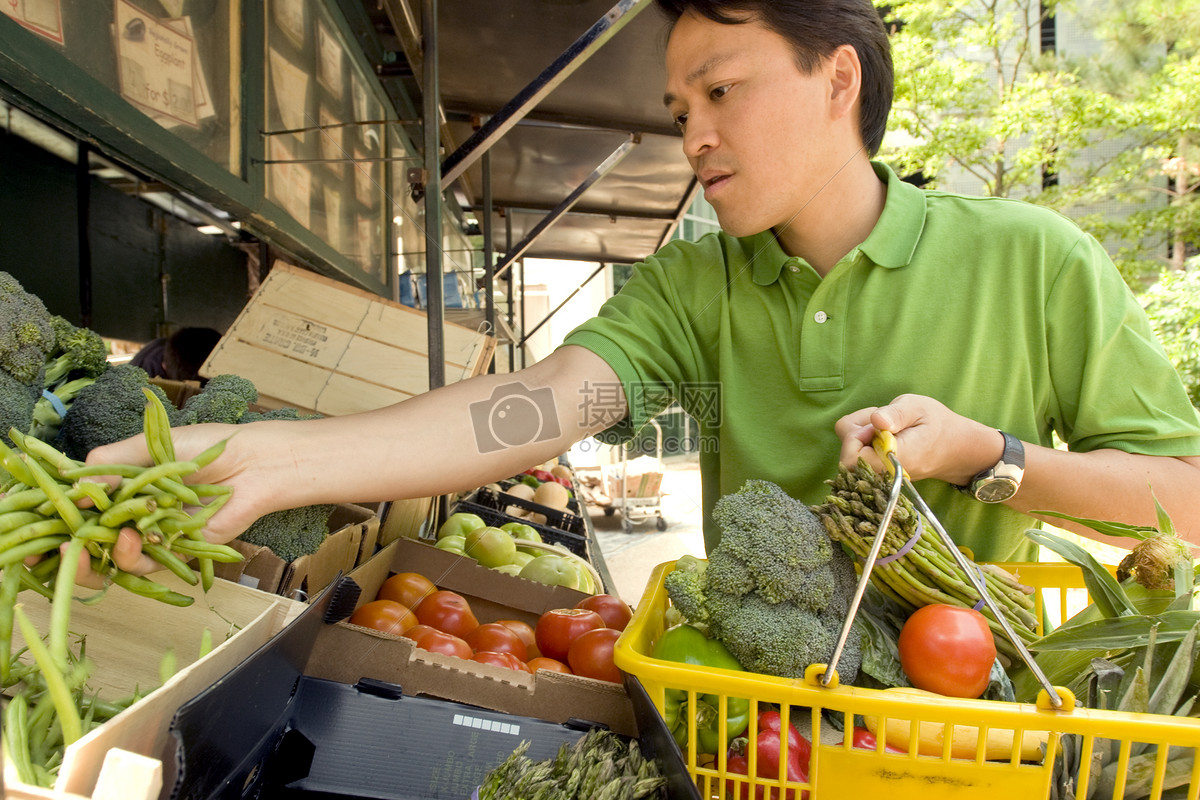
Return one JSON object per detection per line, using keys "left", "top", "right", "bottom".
{"left": 482, "top": 150, "right": 496, "bottom": 374}
{"left": 505, "top": 213, "right": 515, "bottom": 372}
{"left": 519, "top": 259, "right": 528, "bottom": 369}
{"left": 422, "top": 0, "right": 445, "bottom": 391}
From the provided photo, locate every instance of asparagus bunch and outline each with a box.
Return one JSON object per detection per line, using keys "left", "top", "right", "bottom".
{"left": 0, "top": 389, "right": 241, "bottom": 786}
{"left": 477, "top": 729, "right": 667, "bottom": 800}
{"left": 811, "top": 460, "right": 1039, "bottom": 661}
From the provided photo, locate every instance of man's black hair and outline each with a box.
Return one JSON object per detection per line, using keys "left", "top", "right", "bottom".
{"left": 654, "top": 0, "right": 893, "bottom": 156}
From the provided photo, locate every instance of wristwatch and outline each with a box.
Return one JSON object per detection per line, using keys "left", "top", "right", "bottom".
{"left": 961, "top": 431, "right": 1025, "bottom": 503}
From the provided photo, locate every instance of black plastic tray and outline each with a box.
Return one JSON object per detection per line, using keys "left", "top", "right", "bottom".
{"left": 454, "top": 487, "right": 589, "bottom": 561}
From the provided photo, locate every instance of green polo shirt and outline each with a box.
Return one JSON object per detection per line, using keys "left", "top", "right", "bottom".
{"left": 562, "top": 162, "right": 1200, "bottom": 562}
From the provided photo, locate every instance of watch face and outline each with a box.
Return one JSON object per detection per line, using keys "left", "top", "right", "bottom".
{"left": 975, "top": 477, "right": 1019, "bottom": 503}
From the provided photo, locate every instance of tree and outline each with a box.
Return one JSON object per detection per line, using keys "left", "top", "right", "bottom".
{"left": 1141, "top": 264, "right": 1200, "bottom": 407}
{"left": 878, "top": 0, "right": 1200, "bottom": 284}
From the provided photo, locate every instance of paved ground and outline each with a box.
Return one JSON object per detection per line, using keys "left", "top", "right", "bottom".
{"left": 588, "top": 455, "right": 707, "bottom": 605}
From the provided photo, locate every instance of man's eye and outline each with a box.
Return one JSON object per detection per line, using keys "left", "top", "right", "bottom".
{"left": 672, "top": 113, "right": 688, "bottom": 130}
{"left": 710, "top": 84, "right": 731, "bottom": 100}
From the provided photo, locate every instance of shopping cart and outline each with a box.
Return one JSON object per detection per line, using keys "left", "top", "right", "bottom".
{"left": 602, "top": 418, "right": 668, "bottom": 533}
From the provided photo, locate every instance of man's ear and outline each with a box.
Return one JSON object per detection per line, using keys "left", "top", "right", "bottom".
{"left": 828, "top": 44, "right": 863, "bottom": 121}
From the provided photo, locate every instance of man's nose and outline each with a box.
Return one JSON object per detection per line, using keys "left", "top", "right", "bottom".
{"left": 682, "top": 114, "right": 717, "bottom": 158}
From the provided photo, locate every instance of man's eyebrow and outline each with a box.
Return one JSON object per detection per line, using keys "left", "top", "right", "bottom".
{"left": 662, "top": 53, "right": 733, "bottom": 107}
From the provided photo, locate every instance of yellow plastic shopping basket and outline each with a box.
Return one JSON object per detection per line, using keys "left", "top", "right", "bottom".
{"left": 613, "top": 560, "right": 1200, "bottom": 800}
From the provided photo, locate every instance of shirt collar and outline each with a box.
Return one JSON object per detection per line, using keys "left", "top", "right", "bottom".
{"left": 749, "top": 160, "right": 927, "bottom": 286}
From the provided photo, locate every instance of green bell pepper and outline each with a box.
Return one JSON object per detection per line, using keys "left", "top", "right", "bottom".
{"left": 651, "top": 623, "right": 751, "bottom": 754}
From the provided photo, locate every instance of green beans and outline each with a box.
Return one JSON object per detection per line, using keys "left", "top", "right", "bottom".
{"left": 0, "top": 391, "right": 244, "bottom": 787}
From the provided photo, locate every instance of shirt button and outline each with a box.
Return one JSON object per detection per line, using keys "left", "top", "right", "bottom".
{"left": 788, "top": 265, "right": 801, "bottom": 273}
{"left": 814, "top": 311, "right": 828, "bottom": 323}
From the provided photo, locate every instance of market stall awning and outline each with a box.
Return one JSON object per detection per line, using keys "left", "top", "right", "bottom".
{"left": 376, "top": 0, "right": 698, "bottom": 266}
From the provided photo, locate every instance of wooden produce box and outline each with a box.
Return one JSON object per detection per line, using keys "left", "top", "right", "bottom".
{"left": 3, "top": 574, "right": 307, "bottom": 799}
{"left": 200, "top": 262, "right": 497, "bottom": 415}
{"left": 308, "top": 538, "right": 636, "bottom": 737}
{"left": 213, "top": 503, "right": 379, "bottom": 599}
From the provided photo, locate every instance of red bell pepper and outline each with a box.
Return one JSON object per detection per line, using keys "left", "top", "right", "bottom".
{"left": 725, "top": 709, "right": 810, "bottom": 800}
{"left": 839, "top": 726, "right": 905, "bottom": 754}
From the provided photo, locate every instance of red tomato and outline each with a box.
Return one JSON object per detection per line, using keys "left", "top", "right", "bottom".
{"left": 567, "top": 627, "right": 622, "bottom": 683}
{"left": 410, "top": 627, "right": 473, "bottom": 659}
{"left": 400, "top": 624, "right": 437, "bottom": 642}
{"left": 898, "top": 604, "right": 997, "bottom": 698}
{"left": 471, "top": 651, "right": 531, "bottom": 672}
{"left": 527, "top": 656, "right": 572, "bottom": 675}
{"left": 535, "top": 608, "right": 604, "bottom": 662}
{"left": 348, "top": 600, "right": 418, "bottom": 636}
{"left": 377, "top": 571, "right": 437, "bottom": 609}
{"left": 415, "top": 590, "right": 479, "bottom": 638}
{"left": 494, "top": 619, "right": 539, "bottom": 658}
{"left": 465, "top": 623, "right": 528, "bottom": 661}
{"left": 574, "top": 594, "right": 633, "bottom": 631}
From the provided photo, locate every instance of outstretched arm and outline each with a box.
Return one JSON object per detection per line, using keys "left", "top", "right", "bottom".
{"left": 82, "top": 345, "right": 624, "bottom": 575}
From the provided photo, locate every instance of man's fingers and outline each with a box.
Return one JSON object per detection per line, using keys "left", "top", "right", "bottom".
{"left": 64, "top": 542, "right": 105, "bottom": 590}
{"left": 112, "top": 528, "right": 157, "bottom": 574}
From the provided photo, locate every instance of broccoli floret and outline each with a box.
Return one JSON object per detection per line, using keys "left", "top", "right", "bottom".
{"left": 239, "top": 504, "right": 336, "bottom": 562}
{"left": 0, "top": 368, "right": 39, "bottom": 449}
{"left": 55, "top": 364, "right": 171, "bottom": 459}
{"left": 710, "top": 480, "right": 834, "bottom": 606}
{"left": 44, "top": 316, "right": 108, "bottom": 388}
{"left": 668, "top": 479, "right": 865, "bottom": 683}
{"left": 663, "top": 554, "right": 710, "bottom": 627}
{"left": 0, "top": 271, "right": 55, "bottom": 384}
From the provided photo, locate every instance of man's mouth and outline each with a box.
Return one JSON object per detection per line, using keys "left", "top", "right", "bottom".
{"left": 701, "top": 172, "right": 731, "bottom": 191}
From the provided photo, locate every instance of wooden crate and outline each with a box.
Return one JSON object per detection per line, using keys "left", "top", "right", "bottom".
{"left": 200, "top": 262, "right": 497, "bottom": 415}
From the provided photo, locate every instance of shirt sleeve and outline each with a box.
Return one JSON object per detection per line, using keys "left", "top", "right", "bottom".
{"left": 560, "top": 241, "right": 710, "bottom": 442}
{"left": 1046, "top": 231, "right": 1200, "bottom": 456}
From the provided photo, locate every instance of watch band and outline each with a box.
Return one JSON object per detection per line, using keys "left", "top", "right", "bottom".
{"left": 961, "top": 431, "right": 1025, "bottom": 503}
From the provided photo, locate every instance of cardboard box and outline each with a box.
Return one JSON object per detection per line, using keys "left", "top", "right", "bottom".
{"left": 212, "top": 503, "right": 378, "bottom": 599}
{"left": 199, "top": 262, "right": 497, "bottom": 415}
{"left": 163, "top": 584, "right": 700, "bottom": 800}
{"left": 376, "top": 495, "right": 437, "bottom": 547}
{"left": 3, "top": 573, "right": 306, "bottom": 799}
{"left": 306, "top": 538, "right": 637, "bottom": 737}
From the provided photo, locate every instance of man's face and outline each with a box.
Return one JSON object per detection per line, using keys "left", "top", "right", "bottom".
{"left": 663, "top": 12, "right": 847, "bottom": 238}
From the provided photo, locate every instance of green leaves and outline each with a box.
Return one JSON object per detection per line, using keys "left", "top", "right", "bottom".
{"left": 1026, "top": 529, "right": 1139, "bottom": 618}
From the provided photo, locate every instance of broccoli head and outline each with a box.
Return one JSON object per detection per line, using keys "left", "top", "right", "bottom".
{"left": 239, "top": 504, "right": 336, "bottom": 563}
{"left": 44, "top": 316, "right": 108, "bottom": 387}
{"left": 201, "top": 373, "right": 258, "bottom": 406}
{"left": 172, "top": 373, "right": 260, "bottom": 426}
{"left": 55, "top": 364, "right": 171, "bottom": 459}
{"left": 0, "top": 368, "right": 39, "bottom": 449}
{"left": 0, "top": 271, "right": 56, "bottom": 385}
{"left": 665, "top": 479, "right": 865, "bottom": 682}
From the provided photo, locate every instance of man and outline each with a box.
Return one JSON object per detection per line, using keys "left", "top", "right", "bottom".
{"left": 86, "top": 0, "right": 1200, "bottom": 579}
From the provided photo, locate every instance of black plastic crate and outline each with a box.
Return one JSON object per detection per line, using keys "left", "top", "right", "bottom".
{"left": 454, "top": 487, "right": 590, "bottom": 562}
